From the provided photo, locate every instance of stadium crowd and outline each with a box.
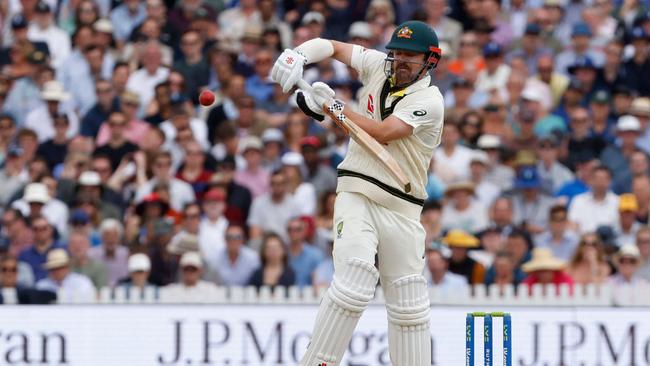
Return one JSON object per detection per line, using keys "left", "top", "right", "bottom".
{"left": 0, "top": 0, "right": 649, "bottom": 303}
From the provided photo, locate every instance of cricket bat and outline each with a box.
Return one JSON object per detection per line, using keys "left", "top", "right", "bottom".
{"left": 297, "top": 79, "right": 412, "bottom": 193}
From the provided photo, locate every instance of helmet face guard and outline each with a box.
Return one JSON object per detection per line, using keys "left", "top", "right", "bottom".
{"left": 383, "top": 46, "right": 442, "bottom": 90}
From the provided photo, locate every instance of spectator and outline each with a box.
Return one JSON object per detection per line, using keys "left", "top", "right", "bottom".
{"left": 248, "top": 170, "right": 301, "bottom": 241}
{"left": 554, "top": 23, "right": 604, "bottom": 76}
{"left": 96, "top": 91, "right": 150, "bottom": 146}
{"left": 245, "top": 48, "right": 274, "bottom": 104}
{"left": 609, "top": 244, "right": 646, "bottom": 285}
{"left": 635, "top": 226, "right": 650, "bottom": 281}
{"left": 566, "top": 232, "right": 611, "bottom": 285}
{"left": 28, "top": 2, "right": 71, "bottom": 68}
{"left": 110, "top": 0, "right": 147, "bottom": 44}
{"left": 568, "top": 165, "right": 619, "bottom": 233}
{"left": 600, "top": 116, "right": 643, "bottom": 194}
{"left": 198, "top": 188, "right": 228, "bottom": 261}
{"left": 18, "top": 215, "right": 64, "bottom": 281}
{"left": 476, "top": 42, "right": 510, "bottom": 92}
{"left": 248, "top": 232, "right": 296, "bottom": 289}
{"left": 208, "top": 224, "right": 259, "bottom": 286}
{"left": 300, "top": 136, "right": 337, "bottom": 197}
{"left": 485, "top": 251, "right": 524, "bottom": 287}
{"left": 534, "top": 204, "right": 579, "bottom": 261}
{"left": 0, "top": 254, "right": 55, "bottom": 304}
{"left": 440, "top": 181, "right": 489, "bottom": 234}
{"left": 173, "top": 30, "right": 209, "bottom": 101}
{"left": 617, "top": 194, "right": 641, "bottom": 246}
{"left": 566, "top": 107, "right": 606, "bottom": 168}
{"left": 477, "top": 135, "right": 514, "bottom": 191}
{"left": 234, "top": 136, "right": 269, "bottom": 198}
{"left": 536, "top": 134, "right": 574, "bottom": 196}
{"left": 632, "top": 98, "right": 650, "bottom": 155}
{"left": 135, "top": 151, "right": 195, "bottom": 211}
{"left": 1, "top": 209, "right": 33, "bottom": 256}
{"left": 426, "top": 241, "right": 468, "bottom": 291}
{"left": 555, "top": 154, "right": 595, "bottom": 204}
{"left": 536, "top": 54, "right": 568, "bottom": 107}
{"left": 25, "top": 80, "right": 79, "bottom": 142}
{"left": 36, "top": 114, "right": 70, "bottom": 170}
{"left": 433, "top": 122, "right": 474, "bottom": 184}
{"left": 163, "top": 251, "right": 218, "bottom": 297}
{"left": 93, "top": 111, "right": 139, "bottom": 170}
{"left": 469, "top": 151, "right": 500, "bottom": 208}
{"left": 620, "top": 28, "right": 650, "bottom": 97}
{"left": 125, "top": 41, "right": 170, "bottom": 116}
{"left": 176, "top": 140, "right": 213, "bottom": 197}
{"left": 35, "top": 248, "right": 96, "bottom": 302}
{"left": 12, "top": 182, "right": 69, "bottom": 239}
{"left": 521, "top": 247, "right": 574, "bottom": 293}
{"left": 286, "top": 217, "right": 322, "bottom": 287}
{"left": 88, "top": 218, "right": 129, "bottom": 286}
{"left": 510, "top": 165, "right": 555, "bottom": 233}
{"left": 443, "top": 229, "right": 486, "bottom": 284}
{"left": 117, "top": 253, "right": 154, "bottom": 292}
{"left": 68, "top": 230, "right": 108, "bottom": 289}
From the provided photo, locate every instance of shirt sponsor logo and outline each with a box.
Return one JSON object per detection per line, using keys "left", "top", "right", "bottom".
{"left": 413, "top": 109, "right": 427, "bottom": 117}
{"left": 367, "top": 94, "right": 374, "bottom": 114}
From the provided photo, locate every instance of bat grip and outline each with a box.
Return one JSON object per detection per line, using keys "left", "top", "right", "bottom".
{"left": 296, "top": 79, "right": 313, "bottom": 93}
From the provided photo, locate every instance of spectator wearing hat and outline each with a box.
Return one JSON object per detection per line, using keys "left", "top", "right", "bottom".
{"left": 469, "top": 151, "right": 500, "bottom": 208}
{"left": 35, "top": 248, "right": 95, "bottom": 302}
{"left": 567, "top": 55, "right": 605, "bottom": 103}
{"left": 27, "top": 2, "right": 71, "bottom": 68}
{"left": 617, "top": 194, "right": 642, "bottom": 247}
{"left": 24, "top": 80, "right": 79, "bottom": 143}
{"left": 554, "top": 22, "right": 604, "bottom": 76}
{"left": 630, "top": 98, "right": 650, "bottom": 156}
{"left": 208, "top": 224, "right": 259, "bottom": 286}
{"left": 443, "top": 229, "right": 486, "bottom": 284}
{"left": 88, "top": 218, "right": 129, "bottom": 286}
{"left": 234, "top": 136, "right": 269, "bottom": 198}
{"left": 12, "top": 182, "right": 68, "bottom": 236}
{"left": 620, "top": 27, "right": 650, "bottom": 97}
{"left": 109, "top": 0, "right": 146, "bottom": 43}
{"left": 0, "top": 144, "right": 28, "bottom": 206}
{"left": 506, "top": 23, "right": 552, "bottom": 74}
{"left": 0, "top": 14, "right": 50, "bottom": 64}
{"left": 125, "top": 41, "right": 170, "bottom": 116}
{"left": 281, "top": 152, "right": 316, "bottom": 216}
{"left": 18, "top": 216, "right": 65, "bottom": 281}
{"left": 635, "top": 226, "right": 650, "bottom": 281}
{"left": 521, "top": 247, "right": 574, "bottom": 293}
{"left": 71, "top": 170, "right": 121, "bottom": 221}
{"left": 589, "top": 90, "right": 616, "bottom": 144}
{"left": 535, "top": 54, "right": 569, "bottom": 107}
{"left": 425, "top": 240, "right": 468, "bottom": 291}
{"left": 97, "top": 91, "right": 150, "bottom": 146}
{"left": 167, "top": 231, "right": 200, "bottom": 257}
{"left": 173, "top": 30, "right": 210, "bottom": 102}
{"left": 198, "top": 188, "right": 228, "bottom": 260}
{"left": 533, "top": 204, "right": 579, "bottom": 262}
{"left": 511, "top": 165, "right": 555, "bottom": 233}
{"left": 476, "top": 134, "right": 514, "bottom": 192}
{"left": 600, "top": 116, "right": 643, "bottom": 194}
{"left": 609, "top": 244, "right": 646, "bottom": 285}
{"left": 444, "top": 76, "right": 487, "bottom": 118}
{"left": 135, "top": 151, "right": 195, "bottom": 211}
{"left": 248, "top": 169, "right": 301, "bottom": 242}
{"left": 68, "top": 208, "right": 101, "bottom": 247}
{"left": 520, "top": 79, "right": 566, "bottom": 140}
{"left": 300, "top": 136, "right": 336, "bottom": 197}
{"left": 552, "top": 78, "right": 586, "bottom": 125}
{"left": 569, "top": 165, "right": 619, "bottom": 234}
{"left": 117, "top": 253, "right": 154, "bottom": 292}
{"left": 433, "top": 122, "right": 474, "bottom": 184}
{"left": 260, "top": 128, "right": 284, "bottom": 172}
{"left": 68, "top": 231, "right": 108, "bottom": 289}
{"left": 176, "top": 140, "right": 214, "bottom": 197}
{"left": 476, "top": 42, "right": 511, "bottom": 92}
{"left": 164, "top": 251, "right": 218, "bottom": 298}
{"left": 347, "top": 21, "right": 375, "bottom": 49}
{"left": 536, "top": 134, "right": 574, "bottom": 195}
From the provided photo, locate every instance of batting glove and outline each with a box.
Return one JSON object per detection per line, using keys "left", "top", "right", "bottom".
{"left": 310, "top": 81, "right": 336, "bottom": 107}
{"left": 271, "top": 49, "right": 306, "bottom": 93}
{"left": 295, "top": 90, "right": 325, "bottom": 121}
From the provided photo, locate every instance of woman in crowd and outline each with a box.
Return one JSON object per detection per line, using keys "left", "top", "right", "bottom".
{"left": 567, "top": 232, "right": 611, "bottom": 285}
{"left": 248, "top": 233, "right": 295, "bottom": 289}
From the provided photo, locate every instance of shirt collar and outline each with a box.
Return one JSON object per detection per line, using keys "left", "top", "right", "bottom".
{"left": 390, "top": 74, "right": 431, "bottom": 98}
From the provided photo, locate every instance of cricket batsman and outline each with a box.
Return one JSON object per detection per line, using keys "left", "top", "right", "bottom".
{"left": 271, "top": 20, "right": 444, "bottom": 366}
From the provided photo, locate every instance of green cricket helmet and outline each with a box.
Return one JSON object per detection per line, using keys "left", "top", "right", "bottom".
{"left": 384, "top": 21, "right": 442, "bottom": 88}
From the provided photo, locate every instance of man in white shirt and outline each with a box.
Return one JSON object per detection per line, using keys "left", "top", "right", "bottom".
{"left": 36, "top": 249, "right": 95, "bottom": 303}
{"left": 247, "top": 170, "right": 301, "bottom": 241}
{"left": 476, "top": 42, "right": 511, "bottom": 92}
{"left": 569, "top": 165, "right": 619, "bottom": 234}
{"left": 27, "top": 2, "right": 70, "bottom": 68}
{"left": 160, "top": 102, "right": 209, "bottom": 150}
{"left": 433, "top": 122, "right": 475, "bottom": 184}
{"left": 126, "top": 40, "right": 169, "bottom": 117}
{"left": 198, "top": 189, "right": 229, "bottom": 262}
{"left": 135, "top": 151, "right": 195, "bottom": 211}
{"left": 24, "top": 80, "right": 79, "bottom": 142}
{"left": 208, "top": 224, "right": 259, "bottom": 286}
{"left": 162, "top": 252, "right": 218, "bottom": 301}
{"left": 425, "top": 241, "right": 468, "bottom": 293}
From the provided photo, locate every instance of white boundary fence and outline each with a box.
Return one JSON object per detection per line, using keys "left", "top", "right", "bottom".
{"left": 4, "top": 283, "right": 650, "bottom": 306}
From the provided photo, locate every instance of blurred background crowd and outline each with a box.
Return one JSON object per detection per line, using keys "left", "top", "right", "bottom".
{"left": 0, "top": 0, "right": 649, "bottom": 303}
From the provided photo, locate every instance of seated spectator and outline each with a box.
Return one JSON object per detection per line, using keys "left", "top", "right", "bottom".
{"left": 1, "top": 254, "right": 55, "bottom": 304}
{"left": 117, "top": 253, "right": 154, "bottom": 292}
{"left": 300, "top": 136, "right": 337, "bottom": 197}
{"left": 198, "top": 188, "right": 228, "bottom": 259}
{"left": 568, "top": 165, "right": 619, "bottom": 234}
{"left": 469, "top": 151, "right": 500, "bottom": 208}
{"left": 135, "top": 151, "right": 195, "bottom": 211}
{"left": 485, "top": 251, "right": 525, "bottom": 287}
{"left": 2, "top": 209, "right": 33, "bottom": 257}
{"left": 600, "top": 116, "right": 643, "bottom": 194}
{"left": 248, "top": 233, "right": 296, "bottom": 289}
{"left": 93, "top": 111, "right": 139, "bottom": 170}
{"left": 286, "top": 218, "right": 322, "bottom": 287}
{"left": 521, "top": 248, "right": 574, "bottom": 293}
{"left": 282, "top": 152, "right": 316, "bottom": 216}
{"left": 234, "top": 137, "right": 269, "bottom": 198}
{"left": 534, "top": 204, "right": 579, "bottom": 261}
{"left": 96, "top": 91, "right": 150, "bottom": 146}
{"left": 13, "top": 182, "right": 69, "bottom": 239}
{"left": 36, "top": 114, "right": 70, "bottom": 171}
{"left": 147, "top": 221, "right": 178, "bottom": 286}
{"left": 163, "top": 251, "right": 217, "bottom": 297}
{"left": 565, "top": 232, "right": 611, "bottom": 285}
{"left": 0, "top": 144, "right": 29, "bottom": 208}
{"left": 536, "top": 134, "right": 574, "bottom": 196}
{"left": 176, "top": 140, "right": 213, "bottom": 197}
{"left": 510, "top": 164, "right": 555, "bottom": 234}
{"left": 208, "top": 224, "right": 259, "bottom": 286}
{"left": 36, "top": 249, "right": 96, "bottom": 303}
{"left": 313, "top": 238, "right": 334, "bottom": 289}
{"left": 608, "top": 244, "right": 646, "bottom": 285}
{"left": 68, "top": 231, "right": 108, "bottom": 289}
{"left": 444, "top": 229, "right": 486, "bottom": 284}
{"left": 617, "top": 194, "right": 641, "bottom": 247}
{"left": 88, "top": 219, "right": 129, "bottom": 286}
{"left": 426, "top": 241, "right": 468, "bottom": 292}
{"left": 433, "top": 122, "right": 474, "bottom": 184}
{"left": 555, "top": 154, "right": 595, "bottom": 205}
{"left": 247, "top": 170, "right": 301, "bottom": 242}
{"left": 440, "top": 181, "right": 489, "bottom": 234}
{"left": 635, "top": 227, "right": 650, "bottom": 281}
{"left": 18, "top": 216, "right": 64, "bottom": 281}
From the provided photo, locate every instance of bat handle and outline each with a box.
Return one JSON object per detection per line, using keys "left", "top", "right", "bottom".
{"left": 296, "top": 79, "right": 313, "bottom": 93}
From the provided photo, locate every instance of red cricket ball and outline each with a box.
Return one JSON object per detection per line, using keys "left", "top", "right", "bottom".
{"left": 199, "top": 90, "right": 215, "bottom": 106}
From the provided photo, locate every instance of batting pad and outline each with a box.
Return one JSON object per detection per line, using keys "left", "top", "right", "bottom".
{"left": 300, "top": 258, "right": 379, "bottom": 366}
{"left": 385, "top": 274, "right": 431, "bottom": 366}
